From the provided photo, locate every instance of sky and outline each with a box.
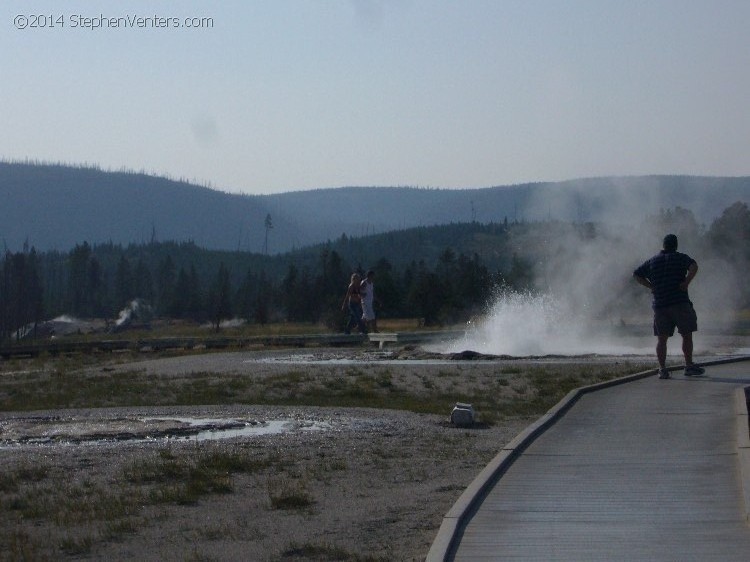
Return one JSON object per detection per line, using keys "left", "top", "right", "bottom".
{"left": 1, "top": 0, "right": 749, "bottom": 195}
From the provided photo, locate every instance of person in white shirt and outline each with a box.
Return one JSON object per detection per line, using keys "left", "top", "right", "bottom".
{"left": 360, "top": 270, "right": 379, "bottom": 333}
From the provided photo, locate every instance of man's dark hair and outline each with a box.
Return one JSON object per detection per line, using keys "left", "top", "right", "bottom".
{"left": 663, "top": 234, "right": 678, "bottom": 251}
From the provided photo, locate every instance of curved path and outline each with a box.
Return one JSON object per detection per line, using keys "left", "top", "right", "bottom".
{"left": 429, "top": 358, "right": 750, "bottom": 561}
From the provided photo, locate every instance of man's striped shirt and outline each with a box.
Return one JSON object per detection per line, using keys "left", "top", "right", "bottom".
{"left": 633, "top": 251, "right": 696, "bottom": 309}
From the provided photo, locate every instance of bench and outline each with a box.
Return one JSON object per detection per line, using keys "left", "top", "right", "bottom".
{"left": 368, "top": 333, "right": 400, "bottom": 349}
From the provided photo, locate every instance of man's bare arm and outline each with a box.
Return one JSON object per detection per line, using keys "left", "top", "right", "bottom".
{"left": 633, "top": 274, "right": 652, "bottom": 290}
{"left": 679, "top": 262, "right": 698, "bottom": 291}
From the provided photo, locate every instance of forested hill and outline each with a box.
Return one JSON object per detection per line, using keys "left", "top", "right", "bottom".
{"left": 2, "top": 161, "right": 750, "bottom": 253}
{"left": 0, "top": 163, "right": 280, "bottom": 253}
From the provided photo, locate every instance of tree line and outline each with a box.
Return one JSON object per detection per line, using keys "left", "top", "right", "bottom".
{"left": 0, "top": 236, "right": 527, "bottom": 341}
{"left": 2, "top": 201, "right": 748, "bottom": 342}
{"left": 0, "top": 243, "right": 503, "bottom": 339}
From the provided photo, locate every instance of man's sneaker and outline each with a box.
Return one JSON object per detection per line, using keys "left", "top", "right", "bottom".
{"left": 684, "top": 364, "right": 706, "bottom": 376}
{"left": 658, "top": 368, "right": 670, "bottom": 379}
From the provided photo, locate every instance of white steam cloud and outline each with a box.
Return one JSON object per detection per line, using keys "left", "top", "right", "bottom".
{"left": 442, "top": 181, "right": 743, "bottom": 357}
{"left": 445, "top": 286, "right": 654, "bottom": 356}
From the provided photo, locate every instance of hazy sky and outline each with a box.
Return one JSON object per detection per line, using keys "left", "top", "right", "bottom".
{"left": 2, "top": 1, "right": 749, "bottom": 195}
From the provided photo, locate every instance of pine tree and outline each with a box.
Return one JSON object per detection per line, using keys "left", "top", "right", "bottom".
{"left": 210, "top": 263, "right": 232, "bottom": 331}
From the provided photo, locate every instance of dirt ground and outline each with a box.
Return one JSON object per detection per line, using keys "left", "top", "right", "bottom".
{"left": 2, "top": 406, "right": 535, "bottom": 561}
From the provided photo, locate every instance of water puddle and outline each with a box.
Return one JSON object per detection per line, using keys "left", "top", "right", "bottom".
{"left": 140, "top": 416, "right": 331, "bottom": 442}
{"left": 0, "top": 416, "right": 331, "bottom": 449}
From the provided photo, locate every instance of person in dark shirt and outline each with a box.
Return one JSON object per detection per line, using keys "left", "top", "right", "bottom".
{"left": 633, "top": 234, "right": 705, "bottom": 379}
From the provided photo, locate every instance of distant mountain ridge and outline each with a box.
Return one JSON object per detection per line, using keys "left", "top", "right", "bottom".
{"left": 2, "top": 162, "right": 749, "bottom": 253}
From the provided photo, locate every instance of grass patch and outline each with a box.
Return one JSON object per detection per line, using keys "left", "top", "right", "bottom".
{"left": 281, "top": 541, "right": 387, "bottom": 561}
{"left": 500, "top": 366, "right": 627, "bottom": 417}
{"left": 0, "top": 355, "right": 649, "bottom": 425}
{"left": 60, "top": 534, "right": 94, "bottom": 556}
{"left": 0, "top": 462, "right": 49, "bottom": 493}
{"left": 125, "top": 447, "right": 272, "bottom": 505}
{"left": 3, "top": 528, "right": 40, "bottom": 561}
{"left": 0, "top": 445, "right": 280, "bottom": 559}
{"left": 267, "top": 476, "right": 315, "bottom": 510}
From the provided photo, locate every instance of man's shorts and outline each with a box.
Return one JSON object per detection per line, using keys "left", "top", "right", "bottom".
{"left": 653, "top": 302, "right": 698, "bottom": 337}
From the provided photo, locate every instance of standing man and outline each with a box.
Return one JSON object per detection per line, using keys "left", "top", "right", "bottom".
{"left": 633, "top": 234, "right": 705, "bottom": 379}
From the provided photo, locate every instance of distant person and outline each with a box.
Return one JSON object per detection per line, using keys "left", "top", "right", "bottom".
{"left": 341, "top": 273, "right": 367, "bottom": 334}
{"left": 633, "top": 234, "right": 705, "bottom": 379}
{"left": 360, "top": 270, "right": 380, "bottom": 333}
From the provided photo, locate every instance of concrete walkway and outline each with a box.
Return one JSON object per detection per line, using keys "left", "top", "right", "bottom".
{"left": 429, "top": 358, "right": 750, "bottom": 561}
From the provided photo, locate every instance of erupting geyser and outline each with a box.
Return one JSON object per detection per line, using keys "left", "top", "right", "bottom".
{"left": 443, "top": 289, "right": 652, "bottom": 356}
